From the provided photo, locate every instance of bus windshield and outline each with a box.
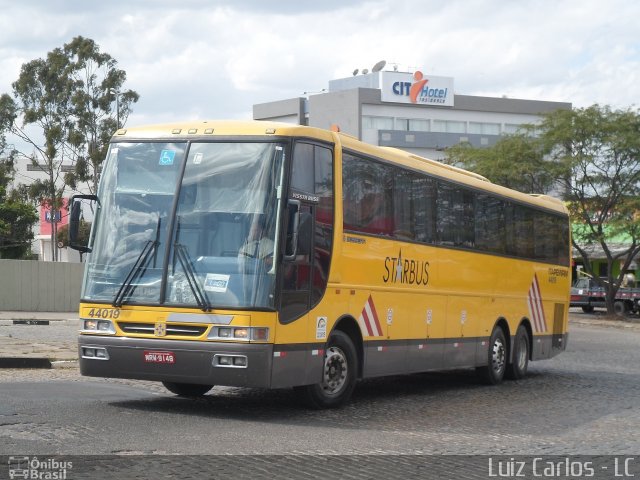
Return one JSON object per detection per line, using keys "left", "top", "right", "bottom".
{"left": 83, "top": 141, "right": 285, "bottom": 309}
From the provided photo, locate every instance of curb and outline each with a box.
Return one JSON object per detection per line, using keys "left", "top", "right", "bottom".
{"left": 568, "top": 317, "right": 640, "bottom": 331}
{"left": 0, "top": 318, "right": 78, "bottom": 326}
{"left": 11, "top": 320, "right": 50, "bottom": 325}
{"left": 0, "top": 357, "right": 52, "bottom": 369}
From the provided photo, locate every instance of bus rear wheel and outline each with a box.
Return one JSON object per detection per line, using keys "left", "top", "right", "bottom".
{"left": 162, "top": 382, "right": 214, "bottom": 397}
{"left": 297, "top": 330, "right": 358, "bottom": 409}
{"left": 476, "top": 326, "right": 507, "bottom": 385}
{"left": 505, "top": 324, "right": 529, "bottom": 380}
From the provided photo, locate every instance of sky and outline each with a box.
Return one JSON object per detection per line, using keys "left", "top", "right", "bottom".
{"left": 0, "top": 0, "right": 639, "bottom": 128}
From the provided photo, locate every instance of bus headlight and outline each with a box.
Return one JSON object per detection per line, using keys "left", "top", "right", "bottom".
{"left": 208, "top": 327, "right": 269, "bottom": 342}
{"left": 234, "top": 328, "right": 248, "bottom": 339}
{"left": 81, "top": 319, "right": 116, "bottom": 334}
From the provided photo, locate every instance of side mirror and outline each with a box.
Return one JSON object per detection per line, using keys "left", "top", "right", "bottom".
{"left": 69, "top": 194, "right": 99, "bottom": 253}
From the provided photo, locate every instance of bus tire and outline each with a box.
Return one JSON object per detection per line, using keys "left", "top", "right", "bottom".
{"left": 505, "top": 324, "right": 529, "bottom": 380}
{"left": 298, "top": 330, "right": 358, "bottom": 409}
{"left": 581, "top": 305, "right": 594, "bottom": 313}
{"left": 162, "top": 382, "right": 213, "bottom": 397}
{"left": 476, "top": 326, "right": 507, "bottom": 385}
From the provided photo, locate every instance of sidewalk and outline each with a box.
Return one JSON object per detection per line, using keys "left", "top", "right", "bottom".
{"left": 0, "top": 309, "right": 639, "bottom": 369}
{"left": 0, "top": 311, "right": 79, "bottom": 368}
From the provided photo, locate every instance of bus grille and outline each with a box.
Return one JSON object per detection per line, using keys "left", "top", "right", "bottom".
{"left": 117, "top": 322, "right": 207, "bottom": 337}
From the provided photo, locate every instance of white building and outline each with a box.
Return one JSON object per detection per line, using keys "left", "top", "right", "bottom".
{"left": 253, "top": 69, "right": 571, "bottom": 160}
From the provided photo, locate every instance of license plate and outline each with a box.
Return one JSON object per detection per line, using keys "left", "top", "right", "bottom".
{"left": 143, "top": 351, "right": 175, "bottom": 364}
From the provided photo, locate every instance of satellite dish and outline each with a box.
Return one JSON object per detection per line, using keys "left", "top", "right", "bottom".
{"left": 362, "top": 68, "right": 369, "bottom": 75}
{"left": 352, "top": 69, "right": 359, "bottom": 76}
{"left": 372, "top": 60, "right": 386, "bottom": 72}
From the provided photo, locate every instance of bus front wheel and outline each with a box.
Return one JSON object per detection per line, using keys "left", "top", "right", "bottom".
{"left": 476, "top": 326, "right": 507, "bottom": 385}
{"left": 297, "top": 330, "right": 358, "bottom": 409}
{"left": 162, "top": 382, "right": 214, "bottom": 397}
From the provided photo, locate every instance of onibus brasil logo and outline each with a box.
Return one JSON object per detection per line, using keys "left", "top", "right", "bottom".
{"left": 8, "top": 456, "right": 73, "bottom": 479}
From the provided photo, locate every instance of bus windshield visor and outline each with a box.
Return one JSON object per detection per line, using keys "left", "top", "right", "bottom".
{"left": 82, "top": 141, "right": 285, "bottom": 310}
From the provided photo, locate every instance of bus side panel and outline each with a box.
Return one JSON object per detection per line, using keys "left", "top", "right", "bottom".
{"left": 407, "top": 294, "right": 446, "bottom": 373}
{"left": 443, "top": 296, "right": 487, "bottom": 369}
{"left": 349, "top": 290, "right": 396, "bottom": 378}
{"left": 270, "top": 312, "right": 311, "bottom": 389}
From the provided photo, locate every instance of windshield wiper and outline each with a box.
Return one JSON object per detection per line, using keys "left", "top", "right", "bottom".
{"left": 112, "top": 216, "right": 162, "bottom": 307}
{"left": 112, "top": 239, "right": 158, "bottom": 307}
{"left": 174, "top": 243, "right": 211, "bottom": 312}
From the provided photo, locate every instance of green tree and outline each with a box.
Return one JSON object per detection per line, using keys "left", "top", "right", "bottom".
{"left": 444, "top": 105, "right": 640, "bottom": 315}
{"left": 0, "top": 158, "right": 38, "bottom": 259}
{"left": 0, "top": 36, "right": 138, "bottom": 261}
{"left": 445, "top": 133, "right": 560, "bottom": 194}
{"left": 540, "top": 105, "right": 640, "bottom": 314}
{"left": 64, "top": 36, "right": 139, "bottom": 195}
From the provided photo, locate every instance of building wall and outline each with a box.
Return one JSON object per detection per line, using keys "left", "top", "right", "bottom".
{"left": 36, "top": 237, "right": 82, "bottom": 262}
{"left": 359, "top": 92, "right": 570, "bottom": 159}
{"left": 0, "top": 260, "right": 83, "bottom": 311}
{"left": 253, "top": 98, "right": 305, "bottom": 124}
{"left": 308, "top": 88, "right": 382, "bottom": 137}
{"left": 252, "top": 72, "right": 571, "bottom": 162}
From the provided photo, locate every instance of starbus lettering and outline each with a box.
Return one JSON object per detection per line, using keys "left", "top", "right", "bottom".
{"left": 382, "top": 249, "right": 430, "bottom": 286}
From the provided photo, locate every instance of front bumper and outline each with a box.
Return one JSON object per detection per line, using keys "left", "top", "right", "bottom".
{"left": 79, "top": 335, "right": 273, "bottom": 388}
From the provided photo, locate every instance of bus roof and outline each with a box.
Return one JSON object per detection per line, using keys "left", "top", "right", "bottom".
{"left": 113, "top": 120, "right": 568, "bottom": 216}
{"left": 112, "top": 119, "right": 337, "bottom": 143}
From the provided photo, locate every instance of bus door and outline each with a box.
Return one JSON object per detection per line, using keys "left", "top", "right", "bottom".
{"left": 272, "top": 141, "right": 334, "bottom": 388}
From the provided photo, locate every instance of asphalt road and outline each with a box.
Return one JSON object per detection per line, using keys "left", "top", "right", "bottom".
{"left": 0, "top": 320, "right": 638, "bottom": 478}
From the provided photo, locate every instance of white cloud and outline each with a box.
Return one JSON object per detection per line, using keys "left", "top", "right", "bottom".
{"left": 0, "top": 0, "right": 638, "bottom": 130}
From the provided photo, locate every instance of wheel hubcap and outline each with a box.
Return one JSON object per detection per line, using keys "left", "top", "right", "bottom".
{"left": 322, "top": 346, "right": 348, "bottom": 395}
{"left": 491, "top": 337, "right": 506, "bottom": 375}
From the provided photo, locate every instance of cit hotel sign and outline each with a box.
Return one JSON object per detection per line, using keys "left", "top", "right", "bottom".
{"left": 381, "top": 71, "right": 454, "bottom": 107}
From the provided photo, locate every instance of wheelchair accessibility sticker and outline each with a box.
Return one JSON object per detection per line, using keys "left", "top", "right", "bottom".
{"left": 159, "top": 149, "right": 176, "bottom": 166}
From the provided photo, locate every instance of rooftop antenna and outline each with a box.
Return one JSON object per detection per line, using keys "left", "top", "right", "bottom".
{"left": 362, "top": 68, "right": 369, "bottom": 75}
{"left": 352, "top": 68, "right": 359, "bottom": 76}
{"left": 372, "top": 60, "right": 386, "bottom": 72}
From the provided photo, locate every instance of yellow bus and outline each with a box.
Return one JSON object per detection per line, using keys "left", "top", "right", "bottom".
{"left": 70, "top": 120, "right": 570, "bottom": 408}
